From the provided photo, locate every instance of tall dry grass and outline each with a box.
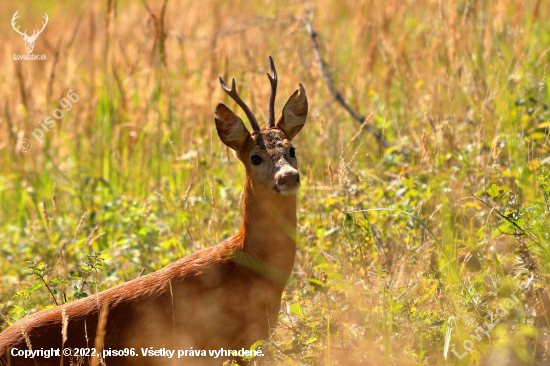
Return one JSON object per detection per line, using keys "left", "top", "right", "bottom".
{"left": 1, "top": 0, "right": 550, "bottom": 365}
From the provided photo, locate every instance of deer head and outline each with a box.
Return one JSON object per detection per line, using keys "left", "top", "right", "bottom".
{"left": 215, "top": 57, "right": 308, "bottom": 197}
{"left": 11, "top": 11, "right": 49, "bottom": 54}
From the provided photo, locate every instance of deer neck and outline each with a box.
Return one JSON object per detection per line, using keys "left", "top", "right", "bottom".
{"left": 236, "top": 176, "right": 297, "bottom": 278}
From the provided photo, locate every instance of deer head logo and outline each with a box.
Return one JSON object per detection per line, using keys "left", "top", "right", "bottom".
{"left": 11, "top": 11, "right": 48, "bottom": 54}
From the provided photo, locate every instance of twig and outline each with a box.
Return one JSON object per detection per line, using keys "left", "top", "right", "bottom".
{"left": 79, "top": 269, "right": 93, "bottom": 295}
{"left": 296, "top": 16, "right": 391, "bottom": 148}
{"left": 40, "top": 276, "right": 59, "bottom": 307}
{"left": 472, "top": 195, "right": 526, "bottom": 235}
{"left": 27, "top": 262, "right": 59, "bottom": 307}
{"left": 141, "top": 0, "right": 168, "bottom": 67}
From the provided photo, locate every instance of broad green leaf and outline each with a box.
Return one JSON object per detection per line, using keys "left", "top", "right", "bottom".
{"left": 28, "top": 283, "right": 43, "bottom": 293}
{"left": 250, "top": 340, "right": 265, "bottom": 350}
{"left": 306, "top": 338, "right": 318, "bottom": 345}
{"left": 487, "top": 184, "right": 499, "bottom": 199}
{"left": 290, "top": 303, "right": 305, "bottom": 318}
{"left": 74, "top": 291, "right": 88, "bottom": 299}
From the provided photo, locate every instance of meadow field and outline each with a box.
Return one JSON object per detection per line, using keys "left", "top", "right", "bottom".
{"left": 1, "top": 0, "right": 550, "bottom": 364}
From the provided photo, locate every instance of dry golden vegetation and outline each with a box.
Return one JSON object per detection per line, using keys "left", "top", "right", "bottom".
{"left": 1, "top": 0, "right": 550, "bottom": 364}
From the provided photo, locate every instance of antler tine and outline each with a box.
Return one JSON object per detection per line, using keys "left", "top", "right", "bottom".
{"left": 219, "top": 76, "right": 260, "bottom": 133}
{"left": 266, "top": 56, "right": 277, "bottom": 128}
{"left": 41, "top": 13, "right": 49, "bottom": 29}
{"left": 33, "top": 13, "right": 49, "bottom": 38}
{"left": 11, "top": 11, "right": 27, "bottom": 37}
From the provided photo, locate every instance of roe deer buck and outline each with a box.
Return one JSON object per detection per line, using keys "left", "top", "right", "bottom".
{"left": 0, "top": 56, "right": 308, "bottom": 366}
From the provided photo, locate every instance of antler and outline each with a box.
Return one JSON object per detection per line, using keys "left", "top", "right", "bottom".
{"left": 266, "top": 56, "right": 277, "bottom": 128}
{"left": 11, "top": 11, "right": 28, "bottom": 37}
{"left": 29, "top": 13, "right": 48, "bottom": 40}
{"left": 219, "top": 77, "right": 261, "bottom": 133}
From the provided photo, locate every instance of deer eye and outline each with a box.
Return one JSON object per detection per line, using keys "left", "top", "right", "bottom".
{"left": 289, "top": 147, "right": 296, "bottom": 158}
{"left": 251, "top": 155, "right": 263, "bottom": 166}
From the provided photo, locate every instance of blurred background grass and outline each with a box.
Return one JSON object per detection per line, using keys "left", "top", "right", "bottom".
{"left": 1, "top": 0, "right": 550, "bottom": 364}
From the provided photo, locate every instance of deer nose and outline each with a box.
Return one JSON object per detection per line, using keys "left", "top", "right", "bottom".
{"left": 276, "top": 169, "right": 300, "bottom": 190}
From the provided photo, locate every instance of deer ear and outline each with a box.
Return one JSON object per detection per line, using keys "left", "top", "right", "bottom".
{"left": 275, "top": 83, "right": 308, "bottom": 140}
{"left": 215, "top": 103, "right": 250, "bottom": 151}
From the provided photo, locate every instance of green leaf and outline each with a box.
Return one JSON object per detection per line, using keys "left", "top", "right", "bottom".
{"left": 74, "top": 291, "right": 88, "bottom": 299}
{"left": 306, "top": 278, "right": 324, "bottom": 286}
{"left": 487, "top": 184, "right": 499, "bottom": 199}
{"left": 50, "top": 279, "right": 69, "bottom": 284}
{"left": 250, "top": 340, "right": 265, "bottom": 350}
{"left": 28, "top": 283, "right": 43, "bottom": 293}
{"left": 290, "top": 303, "right": 305, "bottom": 318}
{"left": 69, "top": 274, "right": 82, "bottom": 280}
{"left": 487, "top": 184, "right": 509, "bottom": 199}
{"left": 307, "top": 278, "right": 329, "bottom": 293}
{"left": 306, "top": 338, "right": 317, "bottom": 345}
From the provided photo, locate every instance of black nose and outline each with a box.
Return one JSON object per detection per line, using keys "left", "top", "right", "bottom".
{"left": 277, "top": 171, "right": 300, "bottom": 188}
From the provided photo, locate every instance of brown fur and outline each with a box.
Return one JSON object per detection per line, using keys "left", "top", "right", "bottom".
{"left": 0, "top": 83, "right": 308, "bottom": 366}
